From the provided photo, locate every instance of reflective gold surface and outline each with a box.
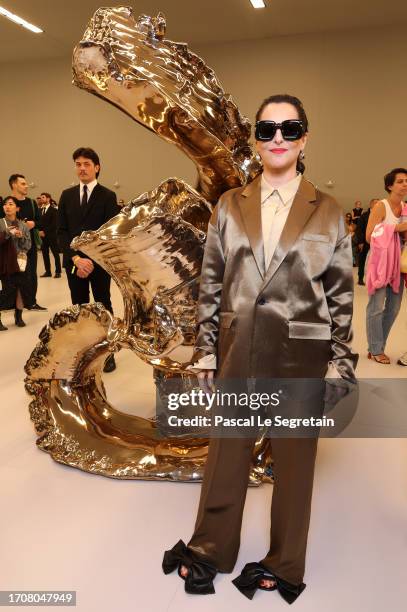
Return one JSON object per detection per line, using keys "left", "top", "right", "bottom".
{"left": 71, "top": 178, "right": 211, "bottom": 371}
{"left": 25, "top": 6, "right": 271, "bottom": 483}
{"left": 72, "top": 5, "right": 261, "bottom": 204}
{"left": 24, "top": 303, "right": 272, "bottom": 482}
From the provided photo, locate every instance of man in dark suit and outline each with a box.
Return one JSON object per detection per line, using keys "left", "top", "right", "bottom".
{"left": 57, "top": 147, "right": 120, "bottom": 372}
{"left": 5, "top": 174, "right": 46, "bottom": 311}
{"left": 39, "top": 192, "right": 61, "bottom": 278}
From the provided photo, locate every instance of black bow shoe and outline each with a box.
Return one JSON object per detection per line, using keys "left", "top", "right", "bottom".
{"left": 162, "top": 539, "right": 217, "bottom": 595}
{"left": 232, "top": 562, "right": 306, "bottom": 604}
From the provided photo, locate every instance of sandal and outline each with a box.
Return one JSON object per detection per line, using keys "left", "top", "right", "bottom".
{"left": 368, "top": 352, "right": 390, "bottom": 364}
{"left": 232, "top": 562, "right": 305, "bottom": 604}
{"left": 162, "top": 539, "right": 217, "bottom": 594}
{"left": 397, "top": 352, "right": 407, "bottom": 366}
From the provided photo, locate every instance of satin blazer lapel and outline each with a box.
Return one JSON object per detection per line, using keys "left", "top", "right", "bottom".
{"left": 261, "top": 178, "right": 318, "bottom": 290}
{"left": 81, "top": 183, "right": 99, "bottom": 222}
{"left": 238, "top": 175, "right": 265, "bottom": 278}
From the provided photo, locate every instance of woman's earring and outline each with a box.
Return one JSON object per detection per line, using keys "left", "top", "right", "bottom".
{"left": 299, "top": 151, "right": 305, "bottom": 160}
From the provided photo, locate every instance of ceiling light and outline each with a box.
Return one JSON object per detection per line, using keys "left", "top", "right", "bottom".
{"left": 0, "top": 6, "right": 43, "bottom": 33}
{"left": 250, "top": 0, "right": 266, "bottom": 8}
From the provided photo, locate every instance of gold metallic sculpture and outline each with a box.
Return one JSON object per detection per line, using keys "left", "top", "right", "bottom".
{"left": 25, "top": 6, "right": 271, "bottom": 483}
{"left": 72, "top": 6, "right": 261, "bottom": 205}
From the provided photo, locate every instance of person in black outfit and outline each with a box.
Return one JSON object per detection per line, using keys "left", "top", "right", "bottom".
{"left": 39, "top": 192, "right": 61, "bottom": 278}
{"left": 57, "top": 147, "right": 120, "bottom": 373}
{"left": 352, "top": 200, "right": 363, "bottom": 220}
{"left": 0, "top": 197, "right": 32, "bottom": 330}
{"left": 5, "top": 174, "right": 46, "bottom": 311}
{"left": 355, "top": 198, "right": 379, "bottom": 285}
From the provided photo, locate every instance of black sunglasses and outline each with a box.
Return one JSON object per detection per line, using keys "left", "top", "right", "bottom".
{"left": 255, "top": 120, "right": 304, "bottom": 142}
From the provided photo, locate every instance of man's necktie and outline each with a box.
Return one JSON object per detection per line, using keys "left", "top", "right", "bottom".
{"left": 81, "top": 184, "right": 88, "bottom": 207}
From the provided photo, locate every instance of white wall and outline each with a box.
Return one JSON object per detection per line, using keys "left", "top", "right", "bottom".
{"left": 196, "top": 26, "right": 407, "bottom": 209}
{"left": 0, "top": 54, "right": 196, "bottom": 203}
{"left": 1, "top": 25, "right": 406, "bottom": 209}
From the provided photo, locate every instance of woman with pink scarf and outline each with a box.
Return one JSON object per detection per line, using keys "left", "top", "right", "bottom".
{"left": 365, "top": 168, "right": 407, "bottom": 364}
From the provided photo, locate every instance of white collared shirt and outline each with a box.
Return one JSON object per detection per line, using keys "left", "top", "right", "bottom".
{"left": 42, "top": 204, "right": 50, "bottom": 215}
{"left": 261, "top": 173, "right": 302, "bottom": 269}
{"left": 80, "top": 179, "right": 97, "bottom": 202}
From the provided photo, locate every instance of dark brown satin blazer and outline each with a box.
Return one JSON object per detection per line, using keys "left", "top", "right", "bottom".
{"left": 193, "top": 174, "right": 358, "bottom": 380}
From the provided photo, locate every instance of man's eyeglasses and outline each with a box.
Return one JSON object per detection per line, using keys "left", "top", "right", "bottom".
{"left": 255, "top": 120, "right": 304, "bottom": 142}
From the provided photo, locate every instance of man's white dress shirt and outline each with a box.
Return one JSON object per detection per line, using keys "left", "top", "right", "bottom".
{"left": 80, "top": 179, "right": 97, "bottom": 203}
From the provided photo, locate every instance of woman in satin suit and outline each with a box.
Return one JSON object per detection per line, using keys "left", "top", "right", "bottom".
{"left": 162, "top": 94, "right": 358, "bottom": 603}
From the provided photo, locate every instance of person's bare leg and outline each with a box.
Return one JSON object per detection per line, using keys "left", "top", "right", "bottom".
{"left": 16, "top": 290, "right": 23, "bottom": 309}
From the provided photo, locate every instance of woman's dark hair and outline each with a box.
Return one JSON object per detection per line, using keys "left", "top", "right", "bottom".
{"left": 3, "top": 195, "right": 19, "bottom": 207}
{"left": 255, "top": 94, "right": 309, "bottom": 174}
{"left": 73, "top": 147, "right": 101, "bottom": 178}
{"left": 384, "top": 167, "right": 407, "bottom": 193}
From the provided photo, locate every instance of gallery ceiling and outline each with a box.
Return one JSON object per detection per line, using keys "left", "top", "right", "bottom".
{"left": 1, "top": 0, "right": 407, "bottom": 64}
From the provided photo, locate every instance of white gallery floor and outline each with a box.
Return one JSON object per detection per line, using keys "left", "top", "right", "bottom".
{"left": 1, "top": 260, "right": 407, "bottom": 612}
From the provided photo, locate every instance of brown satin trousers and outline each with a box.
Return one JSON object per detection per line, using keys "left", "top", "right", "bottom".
{"left": 188, "top": 436, "right": 318, "bottom": 585}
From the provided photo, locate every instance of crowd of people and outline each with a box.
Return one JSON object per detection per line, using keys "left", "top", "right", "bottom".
{"left": 0, "top": 174, "right": 48, "bottom": 330}
{"left": 0, "top": 148, "right": 120, "bottom": 373}
{"left": 0, "top": 180, "right": 65, "bottom": 330}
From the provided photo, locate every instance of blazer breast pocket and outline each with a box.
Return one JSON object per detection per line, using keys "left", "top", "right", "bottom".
{"left": 301, "top": 233, "right": 331, "bottom": 243}
{"left": 289, "top": 321, "right": 331, "bottom": 341}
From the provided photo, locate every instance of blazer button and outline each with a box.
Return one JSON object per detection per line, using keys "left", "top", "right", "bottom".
{"left": 258, "top": 297, "right": 266, "bottom": 305}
